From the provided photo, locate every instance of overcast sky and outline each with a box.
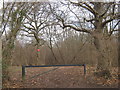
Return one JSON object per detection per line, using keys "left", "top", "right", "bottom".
{"left": 0, "top": 0, "right": 3, "bottom": 9}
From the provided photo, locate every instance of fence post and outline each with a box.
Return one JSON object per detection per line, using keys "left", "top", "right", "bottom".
{"left": 83, "top": 64, "right": 86, "bottom": 75}
{"left": 22, "top": 65, "right": 25, "bottom": 80}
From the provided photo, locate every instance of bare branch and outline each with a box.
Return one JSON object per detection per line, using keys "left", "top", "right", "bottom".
{"left": 2, "top": 2, "right": 15, "bottom": 36}
{"left": 100, "top": 4, "right": 111, "bottom": 17}
{"left": 21, "top": 29, "right": 35, "bottom": 35}
{"left": 109, "top": 20, "right": 120, "bottom": 36}
{"left": 23, "top": 24, "right": 35, "bottom": 31}
{"left": 68, "top": 0, "right": 98, "bottom": 16}
{"left": 102, "top": 14, "right": 120, "bottom": 27}
{"left": 63, "top": 23, "right": 91, "bottom": 33}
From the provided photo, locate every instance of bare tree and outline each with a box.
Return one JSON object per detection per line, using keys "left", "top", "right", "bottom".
{"left": 2, "top": 2, "right": 27, "bottom": 82}
{"left": 49, "top": 1, "right": 120, "bottom": 78}
{"left": 20, "top": 2, "right": 53, "bottom": 64}
{"left": 45, "top": 26, "right": 60, "bottom": 64}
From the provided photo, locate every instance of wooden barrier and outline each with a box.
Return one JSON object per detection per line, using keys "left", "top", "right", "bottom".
{"left": 22, "top": 64, "right": 86, "bottom": 80}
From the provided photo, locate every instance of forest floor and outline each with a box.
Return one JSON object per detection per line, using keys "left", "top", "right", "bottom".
{"left": 3, "top": 66, "right": 119, "bottom": 88}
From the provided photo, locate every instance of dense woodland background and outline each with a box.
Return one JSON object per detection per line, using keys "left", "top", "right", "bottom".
{"left": 10, "top": 32, "right": 118, "bottom": 67}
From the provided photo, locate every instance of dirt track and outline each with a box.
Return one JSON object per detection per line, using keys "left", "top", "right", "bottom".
{"left": 7, "top": 66, "right": 118, "bottom": 88}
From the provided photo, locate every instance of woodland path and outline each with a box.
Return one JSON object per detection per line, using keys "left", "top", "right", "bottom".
{"left": 7, "top": 66, "right": 118, "bottom": 88}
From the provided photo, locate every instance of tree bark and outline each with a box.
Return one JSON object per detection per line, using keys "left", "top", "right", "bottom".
{"left": 0, "top": 39, "right": 2, "bottom": 88}
{"left": 92, "top": 32, "right": 112, "bottom": 78}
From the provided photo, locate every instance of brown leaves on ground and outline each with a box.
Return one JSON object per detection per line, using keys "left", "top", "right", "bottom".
{"left": 3, "top": 66, "right": 119, "bottom": 88}
{"left": 85, "top": 66, "right": 119, "bottom": 88}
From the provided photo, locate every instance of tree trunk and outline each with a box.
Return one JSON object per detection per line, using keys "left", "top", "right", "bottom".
{"left": 2, "top": 35, "right": 16, "bottom": 83}
{"left": 0, "top": 39, "right": 2, "bottom": 88}
{"left": 93, "top": 32, "right": 112, "bottom": 78}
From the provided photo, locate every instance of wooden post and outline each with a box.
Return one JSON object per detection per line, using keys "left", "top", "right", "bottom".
{"left": 83, "top": 64, "right": 86, "bottom": 75}
{"left": 22, "top": 65, "right": 25, "bottom": 80}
